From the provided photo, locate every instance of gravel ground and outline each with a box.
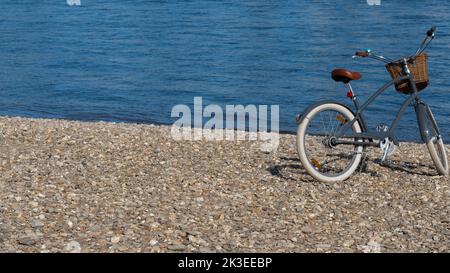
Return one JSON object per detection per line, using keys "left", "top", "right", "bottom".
{"left": 0, "top": 116, "right": 448, "bottom": 253}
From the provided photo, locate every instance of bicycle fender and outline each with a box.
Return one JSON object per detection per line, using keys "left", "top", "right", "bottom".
{"left": 415, "top": 102, "right": 431, "bottom": 143}
{"left": 295, "top": 100, "right": 355, "bottom": 125}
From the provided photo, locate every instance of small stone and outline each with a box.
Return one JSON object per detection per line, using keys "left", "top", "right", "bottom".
{"left": 29, "top": 201, "right": 38, "bottom": 207}
{"left": 188, "top": 235, "right": 208, "bottom": 246}
{"left": 149, "top": 239, "right": 158, "bottom": 246}
{"left": 316, "top": 243, "right": 331, "bottom": 249}
{"left": 111, "top": 235, "right": 121, "bottom": 244}
{"left": 18, "top": 236, "right": 36, "bottom": 246}
{"left": 301, "top": 226, "right": 314, "bottom": 233}
{"left": 47, "top": 208, "right": 56, "bottom": 213}
{"left": 198, "top": 247, "right": 213, "bottom": 253}
{"left": 168, "top": 244, "right": 186, "bottom": 251}
{"left": 343, "top": 240, "right": 354, "bottom": 248}
{"left": 362, "top": 240, "right": 383, "bottom": 253}
{"left": 185, "top": 229, "right": 201, "bottom": 236}
{"left": 31, "top": 220, "right": 44, "bottom": 229}
{"left": 64, "top": 241, "right": 81, "bottom": 253}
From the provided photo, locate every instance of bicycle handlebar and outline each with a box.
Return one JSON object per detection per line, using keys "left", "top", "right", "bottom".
{"left": 353, "top": 49, "right": 392, "bottom": 63}
{"left": 427, "top": 26, "right": 436, "bottom": 37}
{"left": 415, "top": 26, "right": 436, "bottom": 57}
{"left": 355, "top": 51, "right": 370, "bottom": 57}
{"left": 354, "top": 26, "right": 437, "bottom": 63}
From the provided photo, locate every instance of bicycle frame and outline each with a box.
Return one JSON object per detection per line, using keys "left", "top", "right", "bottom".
{"left": 332, "top": 59, "right": 439, "bottom": 147}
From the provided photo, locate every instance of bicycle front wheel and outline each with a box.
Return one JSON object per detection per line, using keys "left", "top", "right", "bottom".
{"left": 296, "top": 102, "right": 364, "bottom": 182}
{"left": 422, "top": 106, "right": 449, "bottom": 175}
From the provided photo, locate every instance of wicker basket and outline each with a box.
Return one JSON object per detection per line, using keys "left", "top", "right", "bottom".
{"left": 385, "top": 53, "right": 429, "bottom": 94}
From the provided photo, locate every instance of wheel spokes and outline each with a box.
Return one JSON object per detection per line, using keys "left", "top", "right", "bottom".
{"left": 304, "top": 109, "right": 361, "bottom": 176}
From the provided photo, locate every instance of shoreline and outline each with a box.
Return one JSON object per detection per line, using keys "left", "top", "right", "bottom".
{"left": 0, "top": 116, "right": 448, "bottom": 252}
{"left": 1, "top": 115, "right": 441, "bottom": 144}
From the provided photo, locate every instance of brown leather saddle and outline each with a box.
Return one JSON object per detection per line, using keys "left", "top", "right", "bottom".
{"left": 331, "top": 69, "right": 361, "bottom": 83}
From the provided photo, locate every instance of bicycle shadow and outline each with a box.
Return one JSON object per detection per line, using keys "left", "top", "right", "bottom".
{"left": 266, "top": 157, "right": 311, "bottom": 182}
{"left": 372, "top": 158, "right": 438, "bottom": 176}
{"left": 267, "top": 155, "right": 438, "bottom": 180}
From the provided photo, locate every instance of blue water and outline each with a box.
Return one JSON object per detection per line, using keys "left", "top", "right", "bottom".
{"left": 1, "top": 0, "right": 449, "bottom": 141}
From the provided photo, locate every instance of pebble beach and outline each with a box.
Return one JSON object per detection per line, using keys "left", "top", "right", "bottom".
{"left": 0, "top": 116, "right": 448, "bottom": 253}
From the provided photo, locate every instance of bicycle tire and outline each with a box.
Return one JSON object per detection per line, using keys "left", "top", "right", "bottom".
{"left": 423, "top": 106, "right": 449, "bottom": 175}
{"left": 296, "top": 102, "right": 364, "bottom": 182}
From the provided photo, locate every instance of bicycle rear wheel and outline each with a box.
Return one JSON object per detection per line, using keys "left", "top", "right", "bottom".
{"left": 296, "top": 102, "right": 364, "bottom": 182}
{"left": 422, "top": 106, "right": 449, "bottom": 175}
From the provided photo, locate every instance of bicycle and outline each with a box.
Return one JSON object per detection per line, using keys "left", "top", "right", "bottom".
{"left": 296, "top": 27, "right": 449, "bottom": 182}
